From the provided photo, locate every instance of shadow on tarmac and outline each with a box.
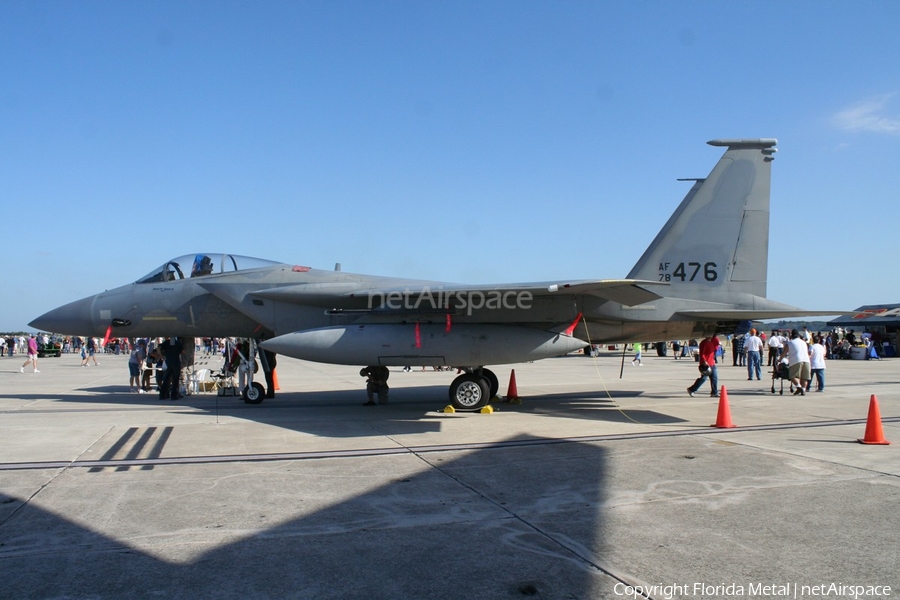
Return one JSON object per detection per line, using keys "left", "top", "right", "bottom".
{"left": 0, "top": 383, "right": 688, "bottom": 438}
{"left": 0, "top": 437, "right": 613, "bottom": 599}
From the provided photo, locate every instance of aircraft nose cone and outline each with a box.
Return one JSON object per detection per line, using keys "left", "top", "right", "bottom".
{"left": 29, "top": 296, "right": 96, "bottom": 334}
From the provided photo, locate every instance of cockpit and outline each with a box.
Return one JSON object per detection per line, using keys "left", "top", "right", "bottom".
{"left": 136, "top": 254, "right": 283, "bottom": 284}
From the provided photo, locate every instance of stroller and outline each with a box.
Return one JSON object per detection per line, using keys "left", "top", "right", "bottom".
{"left": 770, "top": 360, "right": 793, "bottom": 395}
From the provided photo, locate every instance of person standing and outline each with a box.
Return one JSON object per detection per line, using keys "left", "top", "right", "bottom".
{"left": 631, "top": 342, "right": 643, "bottom": 366}
{"left": 731, "top": 334, "right": 744, "bottom": 366}
{"left": 158, "top": 336, "right": 184, "bottom": 400}
{"left": 128, "top": 340, "right": 147, "bottom": 393}
{"left": 20, "top": 334, "right": 40, "bottom": 373}
{"left": 783, "top": 329, "right": 811, "bottom": 395}
{"left": 767, "top": 330, "right": 783, "bottom": 366}
{"left": 687, "top": 335, "right": 720, "bottom": 398}
{"left": 744, "top": 328, "right": 764, "bottom": 380}
{"left": 807, "top": 335, "right": 827, "bottom": 392}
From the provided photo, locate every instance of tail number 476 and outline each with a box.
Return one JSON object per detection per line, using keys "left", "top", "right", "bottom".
{"left": 658, "top": 262, "right": 718, "bottom": 282}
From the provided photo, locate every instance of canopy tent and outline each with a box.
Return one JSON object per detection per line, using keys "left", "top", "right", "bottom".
{"left": 828, "top": 304, "right": 900, "bottom": 329}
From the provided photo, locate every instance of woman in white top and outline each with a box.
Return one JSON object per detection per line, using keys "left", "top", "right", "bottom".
{"left": 807, "top": 334, "right": 827, "bottom": 392}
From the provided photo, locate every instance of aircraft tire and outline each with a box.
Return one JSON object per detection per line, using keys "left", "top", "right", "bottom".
{"left": 243, "top": 381, "right": 266, "bottom": 404}
{"left": 449, "top": 374, "right": 489, "bottom": 411}
{"left": 481, "top": 368, "right": 499, "bottom": 400}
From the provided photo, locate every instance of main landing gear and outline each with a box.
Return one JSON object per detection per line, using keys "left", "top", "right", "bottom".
{"left": 448, "top": 367, "right": 499, "bottom": 411}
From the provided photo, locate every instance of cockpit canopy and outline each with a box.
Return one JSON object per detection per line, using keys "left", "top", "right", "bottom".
{"left": 136, "top": 254, "right": 283, "bottom": 283}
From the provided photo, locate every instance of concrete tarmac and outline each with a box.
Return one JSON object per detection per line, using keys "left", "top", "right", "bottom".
{"left": 1, "top": 350, "right": 898, "bottom": 599}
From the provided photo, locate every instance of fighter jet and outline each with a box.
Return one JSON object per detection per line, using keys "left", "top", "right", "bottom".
{"left": 31, "top": 138, "right": 833, "bottom": 409}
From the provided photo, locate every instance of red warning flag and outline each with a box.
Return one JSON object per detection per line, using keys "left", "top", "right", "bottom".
{"left": 563, "top": 312, "right": 583, "bottom": 336}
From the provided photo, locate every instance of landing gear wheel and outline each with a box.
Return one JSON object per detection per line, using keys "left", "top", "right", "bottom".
{"left": 480, "top": 368, "right": 499, "bottom": 401}
{"left": 243, "top": 381, "right": 266, "bottom": 404}
{"left": 449, "top": 374, "right": 490, "bottom": 410}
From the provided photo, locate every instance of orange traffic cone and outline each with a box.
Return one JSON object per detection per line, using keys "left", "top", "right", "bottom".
{"left": 272, "top": 368, "right": 280, "bottom": 391}
{"left": 858, "top": 395, "right": 890, "bottom": 445}
{"left": 504, "top": 370, "right": 521, "bottom": 404}
{"left": 711, "top": 385, "right": 736, "bottom": 428}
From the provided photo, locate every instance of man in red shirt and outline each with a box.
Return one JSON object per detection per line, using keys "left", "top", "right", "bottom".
{"left": 687, "top": 335, "right": 720, "bottom": 397}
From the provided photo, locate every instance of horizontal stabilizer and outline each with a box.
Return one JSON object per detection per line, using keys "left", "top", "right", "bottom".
{"left": 675, "top": 309, "right": 847, "bottom": 321}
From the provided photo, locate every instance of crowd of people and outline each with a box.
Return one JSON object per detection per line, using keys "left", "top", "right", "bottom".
{"left": 5, "top": 334, "right": 237, "bottom": 398}
{"left": 740, "top": 327, "right": 889, "bottom": 366}
{"left": 7, "top": 326, "right": 895, "bottom": 404}
{"left": 678, "top": 326, "right": 893, "bottom": 398}
{"left": 1, "top": 335, "right": 234, "bottom": 359}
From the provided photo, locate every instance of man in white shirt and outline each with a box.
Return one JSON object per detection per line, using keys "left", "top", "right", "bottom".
{"left": 767, "top": 331, "right": 783, "bottom": 366}
{"left": 744, "top": 328, "right": 764, "bottom": 380}
{"left": 783, "top": 329, "right": 811, "bottom": 395}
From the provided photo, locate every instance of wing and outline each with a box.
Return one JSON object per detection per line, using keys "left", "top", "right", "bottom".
{"left": 249, "top": 279, "right": 664, "bottom": 310}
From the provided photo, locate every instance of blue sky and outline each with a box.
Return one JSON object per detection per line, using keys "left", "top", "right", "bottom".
{"left": 2, "top": 1, "right": 899, "bottom": 332}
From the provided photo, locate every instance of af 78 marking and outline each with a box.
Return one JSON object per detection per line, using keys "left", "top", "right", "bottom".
{"left": 658, "top": 261, "right": 718, "bottom": 282}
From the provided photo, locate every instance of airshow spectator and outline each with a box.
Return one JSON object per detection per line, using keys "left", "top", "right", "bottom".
{"left": 687, "top": 336, "right": 720, "bottom": 398}
{"left": 744, "top": 329, "right": 764, "bottom": 380}
{"left": 631, "top": 342, "right": 643, "bottom": 366}
{"left": 783, "top": 329, "right": 811, "bottom": 395}
{"left": 767, "top": 331, "right": 783, "bottom": 366}
{"left": 128, "top": 340, "right": 147, "bottom": 393}
{"left": 83, "top": 337, "right": 100, "bottom": 366}
{"left": 158, "top": 336, "right": 185, "bottom": 400}
{"left": 732, "top": 334, "right": 745, "bottom": 366}
{"left": 807, "top": 335, "right": 827, "bottom": 392}
{"left": 20, "top": 334, "right": 40, "bottom": 373}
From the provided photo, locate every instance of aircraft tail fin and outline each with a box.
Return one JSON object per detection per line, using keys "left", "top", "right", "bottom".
{"left": 627, "top": 139, "right": 777, "bottom": 301}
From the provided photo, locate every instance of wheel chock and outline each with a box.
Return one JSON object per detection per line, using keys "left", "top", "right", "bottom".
{"left": 479, "top": 405, "right": 494, "bottom": 414}
{"left": 443, "top": 405, "right": 456, "bottom": 414}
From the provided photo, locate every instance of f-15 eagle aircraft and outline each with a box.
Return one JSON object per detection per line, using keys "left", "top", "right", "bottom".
{"left": 31, "top": 138, "right": 833, "bottom": 409}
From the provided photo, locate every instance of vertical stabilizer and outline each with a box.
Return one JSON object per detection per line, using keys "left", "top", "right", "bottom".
{"left": 627, "top": 139, "right": 777, "bottom": 300}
